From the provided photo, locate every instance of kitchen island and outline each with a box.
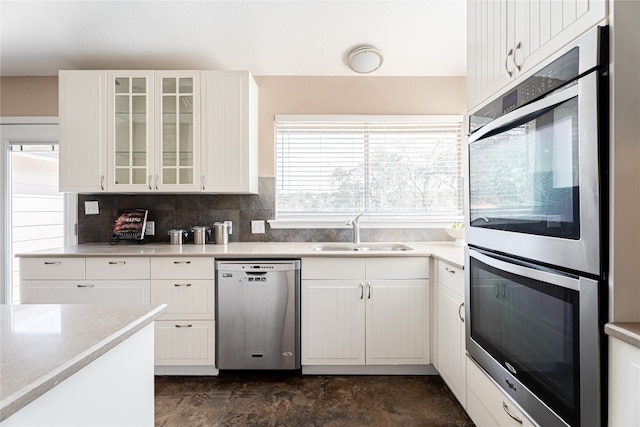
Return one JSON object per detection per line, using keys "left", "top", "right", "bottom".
{"left": 0, "top": 303, "right": 166, "bottom": 426}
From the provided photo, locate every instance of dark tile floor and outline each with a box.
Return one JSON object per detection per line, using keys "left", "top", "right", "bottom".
{"left": 155, "top": 373, "right": 474, "bottom": 427}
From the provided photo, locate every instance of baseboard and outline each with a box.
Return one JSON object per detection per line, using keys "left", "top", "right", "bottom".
{"left": 301, "top": 365, "right": 438, "bottom": 375}
{"left": 154, "top": 365, "right": 219, "bottom": 376}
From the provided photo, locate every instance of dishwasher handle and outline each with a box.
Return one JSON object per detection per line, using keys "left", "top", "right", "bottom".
{"left": 245, "top": 271, "right": 268, "bottom": 276}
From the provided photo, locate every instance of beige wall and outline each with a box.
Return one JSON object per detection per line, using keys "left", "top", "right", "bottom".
{"left": 255, "top": 76, "right": 466, "bottom": 177}
{"left": 0, "top": 76, "right": 58, "bottom": 117}
{"left": 0, "top": 75, "right": 466, "bottom": 177}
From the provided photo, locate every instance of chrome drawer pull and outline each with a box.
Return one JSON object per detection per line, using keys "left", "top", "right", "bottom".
{"left": 445, "top": 267, "right": 456, "bottom": 274}
{"left": 44, "top": 261, "right": 62, "bottom": 265}
{"left": 502, "top": 402, "right": 523, "bottom": 424}
{"left": 174, "top": 283, "right": 192, "bottom": 287}
{"left": 173, "top": 261, "right": 192, "bottom": 264}
{"left": 175, "top": 324, "right": 193, "bottom": 328}
{"left": 359, "top": 282, "right": 364, "bottom": 300}
{"left": 458, "top": 302, "right": 465, "bottom": 323}
{"left": 108, "top": 261, "right": 126, "bottom": 265}
{"left": 77, "top": 284, "right": 95, "bottom": 288}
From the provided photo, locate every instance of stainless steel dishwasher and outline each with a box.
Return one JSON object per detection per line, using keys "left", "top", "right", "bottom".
{"left": 215, "top": 260, "right": 301, "bottom": 370}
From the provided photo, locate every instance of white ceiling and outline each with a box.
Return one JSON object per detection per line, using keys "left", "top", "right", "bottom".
{"left": 0, "top": 0, "right": 467, "bottom": 77}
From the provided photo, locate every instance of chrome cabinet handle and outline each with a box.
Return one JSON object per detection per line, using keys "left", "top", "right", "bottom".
{"left": 505, "top": 48, "right": 514, "bottom": 77}
{"left": 175, "top": 324, "right": 193, "bottom": 328}
{"left": 367, "top": 282, "right": 371, "bottom": 299}
{"left": 148, "top": 175, "right": 153, "bottom": 190}
{"left": 155, "top": 175, "right": 159, "bottom": 190}
{"left": 445, "top": 267, "right": 456, "bottom": 274}
{"left": 359, "top": 282, "right": 364, "bottom": 299}
{"left": 44, "top": 261, "right": 62, "bottom": 265}
{"left": 458, "top": 302, "right": 465, "bottom": 323}
{"left": 503, "top": 402, "right": 523, "bottom": 424}
{"left": 174, "top": 283, "right": 192, "bottom": 287}
{"left": 77, "top": 284, "right": 95, "bottom": 288}
{"left": 108, "top": 261, "right": 126, "bottom": 265}
{"left": 100, "top": 175, "right": 105, "bottom": 191}
{"left": 201, "top": 175, "right": 206, "bottom": 191}
{"left": 513, "top": 41, "right": 523, "bottom": 71}
{"left": 173, "top": 261, "right": 192, "bottom": 264}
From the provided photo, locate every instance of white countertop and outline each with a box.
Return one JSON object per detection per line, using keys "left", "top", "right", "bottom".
{"left": 0, "top": 304, "right": 166, "bottom": 422}
{"left": 605, "top": 323, "right": 640, "bottom": 350}
{"left": 15, "top": 241, "right": 465, "bottom": 268}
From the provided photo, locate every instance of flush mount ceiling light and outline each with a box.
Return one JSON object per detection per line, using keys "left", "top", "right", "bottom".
{"left": 348, "top": 46, "right": 384, "bottom": 74}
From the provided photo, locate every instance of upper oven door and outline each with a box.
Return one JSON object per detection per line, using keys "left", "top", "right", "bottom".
{"left": 466, "top": 71, "right": 602, "bottom": 276}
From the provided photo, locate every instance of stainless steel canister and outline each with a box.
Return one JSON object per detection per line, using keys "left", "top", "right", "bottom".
{"left": 213, "top": 222, "right": 230, "bottom": 245}
{"left": 191, "top": 226, "right": 211, "bottom": 245}
{"left": 168, "top": 229, "right": 188, "bottom": 245}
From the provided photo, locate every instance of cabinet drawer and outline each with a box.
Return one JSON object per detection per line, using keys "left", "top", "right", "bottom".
{"left": 301, "top": 257, "right": 365, "bottom": 280}
{"left": 151, "top": 279, "right": 214, "bottom": 320}
{"left": 366, "top": 257, "right": 429, "bottom": 279}
{"left": 86, "top": 257, "right": 150, "bottom": 280}
{"left": 466, "top": 357, "right": 535, "bottom": 426}
{"left": 151, "top": 257, "right": 215, "bottom": 279}
{"left": 21, "top": 280, "right": 149, "bottom": 304}
{"left": 154, "top": 320, "right": 215, "bottom": 366}
{"left": 20, "top": 258, "right": 85, "bottom": 280}
{"left": 438, "top": 261, "right": 464, "bottom": 295}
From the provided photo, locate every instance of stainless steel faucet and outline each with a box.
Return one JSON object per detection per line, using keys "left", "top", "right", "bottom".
{"left": 346, "top": 213, "right": 363, "bottom": 244}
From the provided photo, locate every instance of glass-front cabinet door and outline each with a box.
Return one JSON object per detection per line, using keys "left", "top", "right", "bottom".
{"left": 155, "top": 72, "right": 200, "bottom": 192}
{"left": 107, "top": 71, "right": 154, "bottom": 191}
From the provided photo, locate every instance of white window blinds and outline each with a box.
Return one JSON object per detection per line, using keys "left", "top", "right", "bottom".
{"left": 275, "top": 115, "right": 464, "bottom": 220}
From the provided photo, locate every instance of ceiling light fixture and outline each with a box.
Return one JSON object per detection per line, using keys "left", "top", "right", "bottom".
{"left": 348, "top": 46, "right": 384, "bottom": 74}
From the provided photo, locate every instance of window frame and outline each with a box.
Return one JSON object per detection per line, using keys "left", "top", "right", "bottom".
{"left": 271, "top": 114, "right": 465, "bottom": 229}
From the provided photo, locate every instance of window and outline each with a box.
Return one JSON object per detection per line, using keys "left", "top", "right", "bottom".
{"left": 275, "top": 115, "right": 464, "bottom": 222}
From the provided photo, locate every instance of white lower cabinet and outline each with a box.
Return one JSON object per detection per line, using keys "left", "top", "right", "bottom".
{"left": 608, "top": 335, "right": 640, "bottom": 427}
{"left": 301, "top": 257, "right": 429, "bottom": 366}
{"left": 150, "top": 257, "right": 216, "bottom": 368}
{"left": 154, "top": 320, "right": 215, "bottom": 366}
{"left": 466, "top": 357, "right": 535, "bottom": 427}
{"left": 20, "top": 257, "right": 150, "bottom": 304}
{"left": 435, "top": 260, "right": 466, "bottom": 408}
{"left": 21, "top": 280, "right": 149, "bottom": 304}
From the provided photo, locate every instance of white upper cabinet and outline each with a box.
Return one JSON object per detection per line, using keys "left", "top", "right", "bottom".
{"left": 201, "top": 71, "right": 259, "bottom": 194}
{"left": 59, "top": 70, "right": 257, "bottom": 194}
{"left": 154, "top": 72, "right": 201, "bottom": 192}
{"left": 59, "top": 70, "right": 108, "bottom": 192}
{"left": 467, "top": 0, "right": 607, "bottom": 110}
{"left": 107, "top": 71, "right": 155, "bottom": 192}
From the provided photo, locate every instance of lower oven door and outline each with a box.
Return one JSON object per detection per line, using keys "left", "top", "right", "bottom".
{"left": 465, "top": 247, "right": 603, "bottom": 427}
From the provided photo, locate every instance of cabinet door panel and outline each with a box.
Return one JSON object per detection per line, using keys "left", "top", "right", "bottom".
{"left": 59, "top": 70, "right": 108, "bottom": 192}
{"left": 150, "top": 257, "right": 215, "bottom": 279}
{"left": 155, "top": 71, "right": 201, "bottom": 192}
{"left": 86, "top": 257, "right": 150, "bottom": 280}
{"left": 20, "top": 257, "right": 85, "bottom": 280}
{"left": 201, "top": 71, "right": 258, "bottom": 193}
{"left": 107, "top": 71, "right": 155, "bottom": 192}
{"left": 301, "top": 280, "right": 365, "bottom": 365}
{"left": 151, "top": 279, "right": 214, "bottom": 320}
{"left": 301, "top": 257, "right": 365, "bottom": 280}
{"left": 437, "top": 285, "right": 466, "bottom": 406}
{"left": 365, "top": 279, "right": 429, "bottom": 365}
{"left": 21, "top": 280, "right": 149, "bottom": 304}
{"left": 366, "top": 257, "right": 429, "bottom": 279}
{"left": 154, "top": 320, "right": 215, "bottom": 365}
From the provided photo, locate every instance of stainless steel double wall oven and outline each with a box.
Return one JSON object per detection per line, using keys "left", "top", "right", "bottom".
{"left": 465, "top": 26, "right": 609, "bottom": 427}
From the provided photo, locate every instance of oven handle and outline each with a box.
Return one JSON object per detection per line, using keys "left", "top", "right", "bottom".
{"left": 469, "top": 248, "right": 581, "bottom": 292}
{"left": 468, "top": 83, "right": 579, "bottom": 144}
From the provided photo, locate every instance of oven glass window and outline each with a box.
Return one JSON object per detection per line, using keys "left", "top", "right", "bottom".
{"left": 469, "top": 255, "right": 579, "bottom": 426}
{"left": 469, "top": 97, "right": 579, "bottom": 239}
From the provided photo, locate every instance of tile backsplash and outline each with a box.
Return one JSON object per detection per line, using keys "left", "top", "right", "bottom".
{"left": 78, "top": 177, "right": 452, "bottom": 244}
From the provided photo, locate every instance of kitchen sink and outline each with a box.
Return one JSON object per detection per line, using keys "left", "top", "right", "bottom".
{"left": 312, "top": 243, "right": 413, "bottom": 252}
